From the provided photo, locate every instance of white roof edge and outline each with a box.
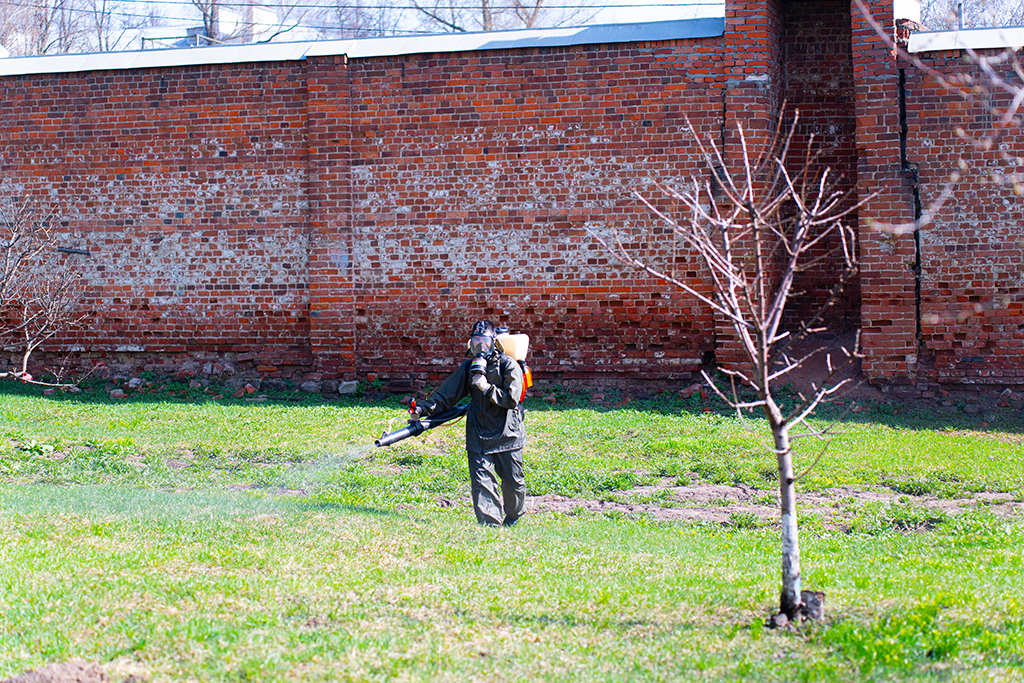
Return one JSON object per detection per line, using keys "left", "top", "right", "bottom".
{"left": 908, "top": 26, "right": 1024, "bottom": 53}
{"left": 0, "top": 18, "right": 724, "bottom": 77}
{"left": 314, "top": 18, "right": 725, "bottom": 59}
{"left": 0, "top": 42, "right": 315, "bottom": 77}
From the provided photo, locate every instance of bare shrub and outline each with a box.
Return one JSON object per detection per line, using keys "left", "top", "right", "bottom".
{"left": 0, "top": 196, "right": 87, "bottom": 384}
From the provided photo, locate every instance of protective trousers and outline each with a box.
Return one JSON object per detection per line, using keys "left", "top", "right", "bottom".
{"left": 468, "top": 448, "right": 525, "bottom": 527}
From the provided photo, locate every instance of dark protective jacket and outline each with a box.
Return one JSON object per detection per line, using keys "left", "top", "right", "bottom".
{"left": 423, "top": 352, "right": 525, "bottom": 455}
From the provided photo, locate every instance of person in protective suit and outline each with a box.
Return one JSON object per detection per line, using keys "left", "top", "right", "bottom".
{"left": 414, "top": 320, "right": 526, "bottom": 527}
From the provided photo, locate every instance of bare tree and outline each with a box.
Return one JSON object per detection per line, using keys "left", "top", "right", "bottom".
{"left": 412, "top": 0, "right": 596, "bottom": 33}
{"left": 0, "top": 0, "right": 155, "bottom": 55}
{"left": 0, "top": 0, "right": 88, "bottom": 55}
{"left": 190, "top": 0, "right": 225, "bottom": 42}
{"left": 0, "top": 197, "right": 87, "bottom": 384}
{"left": 920, "top": 0, "right": 1024, "bottom": 30}
{"left": 412, "top": 0, "right": 499, "bottom": 32}
{"left": 306, "top": 0, "right": 404, "bottom": 39}
{"left": 85, "top": 0, "right": 151, "bottom": 51}
{"left": 592, "top": 114, "right": 864, "bottom": 623}
{"left": 84, "top": 0, "right": 117, "bottom": 50}
{"left": 185, "top": 0, "right": 315, "bottom": 45}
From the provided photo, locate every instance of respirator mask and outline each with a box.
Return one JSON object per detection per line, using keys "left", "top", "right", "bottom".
{"left": 467, "top": 320, "right": 496, "bottom": 376}
{"left": 468, "top": 333, "right": 494, "bottom": 358}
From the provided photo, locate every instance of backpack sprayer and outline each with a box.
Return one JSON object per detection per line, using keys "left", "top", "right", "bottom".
{"left": 374, "top": 328, "right": 532, "bottom": 448}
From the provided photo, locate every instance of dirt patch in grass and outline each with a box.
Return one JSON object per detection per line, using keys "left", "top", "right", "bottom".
{"left": 525, "top": 481, "right": 1024, "bottom": 525}
{"left": 0, "top": 660, "right": 132, "bottom": 683}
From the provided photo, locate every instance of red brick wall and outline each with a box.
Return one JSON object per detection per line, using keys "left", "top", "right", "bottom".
{"left": 0, "top": 64, "right": 313, "bottom": 377}
{"left": 3, "top": 1, "right": 1021, "bottom": 391}
{"left": 904, "top": 50, "right": 1024, "bottom": 388}
{"left": 0, "top": 38, "right": 733, "bottom": 387}
{"left": 307, "top": 54, "right": 356, "bottom": 381}
{"left": 713, "top": 0, "right": 785, "bottom": 369}
{"left": 340, "top": 42, "right": 724, "bottom": 386}
{"left": 852, "top": 0, "right": 919, "bottom": 384}
{"left": 780, "top": 0, "right": 860, "bottom": 332}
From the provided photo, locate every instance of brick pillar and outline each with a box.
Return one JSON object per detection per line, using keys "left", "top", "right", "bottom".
{"left": 306, "top": 55, "right": 356, "bottom": 380}
{"left": 851, "top": 0, "right": 918, "bottom": 383}
{"left": 716, "top": 0, "right": 785, "bottom": 370}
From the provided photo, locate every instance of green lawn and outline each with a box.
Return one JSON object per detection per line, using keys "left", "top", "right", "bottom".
{"left": 1, "top": 385, "right": 1022, "bottom": 681}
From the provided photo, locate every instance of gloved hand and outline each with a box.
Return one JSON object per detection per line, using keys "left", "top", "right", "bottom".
{"left": 470, "top": 356, "right": 487, "bottom": 375}
{"left": 409, "top": 399, "right": 425, "bottom": 420}
{"left": 471, "top": 372, "right": 491, "bottom": 394}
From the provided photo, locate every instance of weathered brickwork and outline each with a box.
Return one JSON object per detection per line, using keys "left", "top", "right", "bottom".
{"left": 2, "top": 37, "right": 734, "bottom": 386}
{"left": 342, "top": 42, "right": 723, "bottom": 385}
{"left": 307, "top": 54, "right": 355, "bottom": 381}
{"left": 852, "top": 0, "right": 919, "bottom": 383}
{"left": 1, "top": 0, "right": 1021, "bottom": 391}
{"left": 0, "top": 64, "right": 313, "bottom": 376}
{"left": 710, "top": 0, "right": 785, "bottom": 369}
{"left": 780, "top": 0, "right": 860, "bottom": 331}
{"left": 904, "top": 52, "right": 1024, "bottom": 387}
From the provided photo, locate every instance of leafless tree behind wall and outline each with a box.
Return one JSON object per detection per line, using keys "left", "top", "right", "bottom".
{"left": 412, "top": 0, "right": 597, "bottom": 33}
{"left": 0, "top": 0, "right": 84, "bottom": 54}
{"left": 309, "top": 0, "right": 406, "bottom": 39}
{"left": 1, "top": 0, "right": 600, "bottom": 52}
{"left": 188, "top": 0, "right": 333, "bottom": 44}
{"left": 0, "top": 0, "right": 156, "bottom": 54}
{"left": 920, "top": 0, "right": 1024, "bottom": 29}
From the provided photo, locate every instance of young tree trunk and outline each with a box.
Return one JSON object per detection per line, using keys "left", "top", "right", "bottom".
{"left": 20, "top": 338, "right": 31, "bottom": 374}
{"left": 773, "top": 422, "right": 802, "bottom": 619}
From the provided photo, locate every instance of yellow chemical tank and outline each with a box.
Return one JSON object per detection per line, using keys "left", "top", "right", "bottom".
{"left": 496, "top": 333, "right": 529, "bottom": 361}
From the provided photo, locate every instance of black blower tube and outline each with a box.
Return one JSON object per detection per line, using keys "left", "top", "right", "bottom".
{"left": 374, "top": 403, "right": 470, "bottom": 447}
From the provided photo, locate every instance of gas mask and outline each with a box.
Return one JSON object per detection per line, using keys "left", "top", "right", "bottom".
{"left": 467, "top": 320, "right": 496, "bottom": 376}
{"left": 468, "top": 333, "right": 494, "bottom": 358}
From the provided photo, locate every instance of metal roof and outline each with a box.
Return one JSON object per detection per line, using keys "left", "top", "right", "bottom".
{"left": 908, "top": 26, "right": 1024, "bottom": 53}
{"left": 0, "top": 17, "right": 724, "bottom": 77}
